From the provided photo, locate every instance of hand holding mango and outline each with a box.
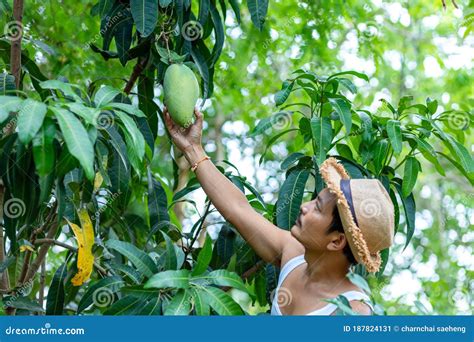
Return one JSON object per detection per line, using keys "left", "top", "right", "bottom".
{"left": 163, "top": 63, "right": 200, "bottom": 128}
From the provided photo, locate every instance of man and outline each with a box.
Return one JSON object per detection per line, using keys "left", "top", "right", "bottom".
{"left": 164, "top": 108, "right": 395, "bottom": 315}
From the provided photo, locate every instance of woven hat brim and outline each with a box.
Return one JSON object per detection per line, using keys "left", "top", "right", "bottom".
{"left": 319, "top": 157, "right": 382, "bottom": 273}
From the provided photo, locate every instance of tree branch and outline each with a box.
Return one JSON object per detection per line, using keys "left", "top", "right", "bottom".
{"left": 10, "top": 0, "right": 25, "bottom": 89}
{"left": 123, "top": 56, "right": 148, "bottom": 95}
{"left": 22, "top": 221, "right": 59, "bottom": 285}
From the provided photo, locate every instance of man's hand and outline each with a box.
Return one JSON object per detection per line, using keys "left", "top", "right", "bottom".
{"left": 164, "top": 106, "right": 204, "bottom": 156}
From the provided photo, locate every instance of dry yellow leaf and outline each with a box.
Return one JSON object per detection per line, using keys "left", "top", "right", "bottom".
{"left": 19, "top": 244, "right": 35, "bottom": 252}
{"left": 68, "top": 208, "right": 95, "bottom": 286}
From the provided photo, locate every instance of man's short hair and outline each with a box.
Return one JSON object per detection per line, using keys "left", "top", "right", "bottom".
{"left": 326, "top": 205, "right": 358, "bottom": 265}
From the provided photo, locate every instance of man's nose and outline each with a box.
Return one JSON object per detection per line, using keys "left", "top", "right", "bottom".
{"left": 300, "top": 205, "right": 308, "bottom": 215}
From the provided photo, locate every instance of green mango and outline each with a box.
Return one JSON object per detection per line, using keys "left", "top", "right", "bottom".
{"left": 163, "top": 63, "right": 200, "bottom": 128}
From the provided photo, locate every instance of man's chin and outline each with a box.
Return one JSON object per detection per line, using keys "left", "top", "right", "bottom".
{"left": 290, "top": 226, "right": 299, "bottom": 238}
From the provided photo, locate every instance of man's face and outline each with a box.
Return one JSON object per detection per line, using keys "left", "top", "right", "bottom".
{"left": 290, "top": 188, "right": 342, "bottom": 251}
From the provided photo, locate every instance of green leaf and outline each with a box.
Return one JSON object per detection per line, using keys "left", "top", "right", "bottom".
{"left": 276, "top": 168, "right": 310, "bottom": 229}
{"left": 325, "top": 296, "right": 357, "bottom": 315}
{"left": 121, "top": 286, "right": 160, "bottom": 300}
{"left": 0, "top": 96, "right": 22, "bottom": 123}
{"left": 209, "top": 1, "right": 224, "bottom": 67}
{"left": 402, "top": 156, "right": 419, "bottom": 198}
{"left": 347, "top": 273, "right": 371, "bottom": 294}
{"left": 32, "top": 118, "right": 56, "bottom": 176}
{"left": 281, "top": 152, "right": 305, "bottom": 170}
{"left": 52, "top": 107, "right": 95, "bottom": 181}
{"left": 0, "top": 73, "right": 15, "bottom": 94}
{"left": 160, "top": 0, "right": 172, "bottom": 6}
{"left": 275, "top": 80, "right": 294, "bottom": 107}
{"left": 46, "top": 263, "right": 67, "bottom": 315}
{"left": 114, "top": 13, "right": 134, "bottom": 66}
{"left": 110, "top": 263, "right": 143, "bottom": 284}
{"left": 190, "top": 41, "right": 211, "bottom": 99}
{"left": 130, "top": 0, "right": 158, "bottom": 37}
{"left": 254, "top": 268, "right": 267, "bottom": 306}
{"left": 144, "top": 270, "right": 191, "bottom": 289}
{"left": 386, "top": 120, "right": 402, "bottom": 154}
{"left": 98, "top": 0, "right": 115, "bottom": 17}
{"left": 247, "top": 0, "right": 269, "bottom": 31}
{"left": 115, "top": 110, "right": 145, "bottom": 162}
{"left": 198, "top": 0, "right": 210, "bottom": 25}
{"left": 17, "top": 99, "right": 47, "bottom": 145}
{"left": 311, "top": 117, "right": 333, "bottom": 166}
{"left": 191, "top": 287, "right": 210, "bottom": 315}
{"left": 3, "top": 296, "right": 44, "bottom": 313}
{"left": 328, "top": 97, "right": 352, "bottom": 135}
{"left": 373, "top": 139, "right": 388, "bottom": 174}
{"left": 445, "top": 136, "right": 474, "bottom": 175}
{"left": 40, "top": 80, "right": 80, "bottom": 100}
{"left": 192, "top": 235, "right": 213, "bottom": 276}
{"left": 338, "top": 78, "right": 357, "bottom": 94}
{"left": 161, "top": 231, "right": 178, "bottom": 270}
{"left": 199, "top": 286, "right": 243, "bottom": 315}
{"left": 194, "top": 270, "right": 247, "bottom": 293}
{"left": 139, "top": 296, "right": 162, "bottom": 315}
{"left": 394, "top": 180, "right": 416, "bottom": 249}
{"left": 94, "top": 86, "right": 121, "bottom": 107}
{"left": 413, "top": 137, "right": 445, "bottom": 176}
{"left": 228, "top": 0, "right": 241, "bottom": 23}
{"left": 148, "top": 178, "right": 170, "bottom": 230}
{"left": 104, "top": 295, "right": 144, "bottom": 315}
{"left": 77, "top": 275, "right": 125, "bottom": 313}
{"left": 328, "top": 70, "right": 369, "bottom": 82}
{"left": 426, "top": 97, "right": 438, "bottom": 115}
{"left": 215, "top": 224, "right": 236, "bottom": 267}
{"left": 106, "top": 239, "right": 158, "bottom": 278}
{"left": 164, "top": 290, "right": 191, "bottom": 315}
{"left": 105, "top": 102, "right": 146, "bottom": 117}
{"left": 64, "top": 103, "right": 99, "bottom": 125}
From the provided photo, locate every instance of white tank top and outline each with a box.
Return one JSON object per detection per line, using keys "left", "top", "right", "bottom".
{"left": 270, "top": 255, "right": 373, "bottom": 315}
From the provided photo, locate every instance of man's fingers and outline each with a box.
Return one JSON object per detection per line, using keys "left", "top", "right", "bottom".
{"left": 164, "top": 110, "right": 177, "bottom": 133}
{"left": 194, "top": 107, "right": 204, "bottom": 129}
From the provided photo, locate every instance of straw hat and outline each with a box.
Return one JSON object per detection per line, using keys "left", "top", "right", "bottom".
{"left": 319, "top": 157, "right": 395, "bottom": 272}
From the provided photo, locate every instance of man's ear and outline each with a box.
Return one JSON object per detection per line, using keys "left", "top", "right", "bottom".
{"left": 326, "top": 232, "right": 347, "bottom": 252}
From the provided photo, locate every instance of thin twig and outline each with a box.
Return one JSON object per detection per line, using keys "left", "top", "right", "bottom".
{"left": 22, "top": 221, "right": 59, "bottom": 285}
{"left": 34, "top": 238, "right": 76, "bottom": 251}
{"left": 123, "top": 56, "right": 148, "bottom": 95}
{"left": 186, "top": 201, "right": 212, "bottom": 255}
{"left": 38, "top": 259, "right": 46, "bottom": 314}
